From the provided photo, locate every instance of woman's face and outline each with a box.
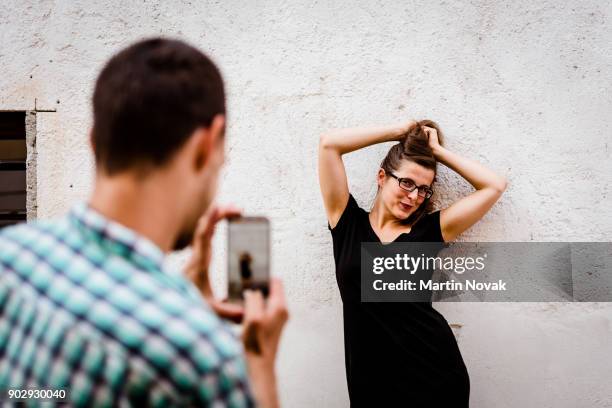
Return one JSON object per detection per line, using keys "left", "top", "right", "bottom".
{"left": 377, "top": 160, "right": 435, "bottom": 220}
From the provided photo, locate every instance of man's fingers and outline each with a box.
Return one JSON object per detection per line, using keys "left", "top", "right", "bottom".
{"left": 244, "top": 289, "right": 265, "bottom": 323}
{"left": 243, "top": 323, "right": 262, "bottom": 355}
{"left": 193, "top": 204, "right": 241, "bottom": 245}
{"left": 268, "top": 278, "right": 286, "bottom": 305}
{"left": 210, "top": 300, "right": 244, "bottom": 324}
{"left": 213, "top": 205, "right": 242, "bottom": 222}
{"left": 243, "top": 290, "right": 264, "bottom": 355}
{"left": 267, "top": 278, "right": 289, "bottom": 324}
{"left": 195, "top": 205, "right": 242, "bottom": 240}
{"left": 193, "top": 204, "right": 219, "bottom": 242}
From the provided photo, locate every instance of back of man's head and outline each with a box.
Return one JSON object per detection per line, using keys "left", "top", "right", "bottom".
{"left": 92, "top": 38, "right": 225, "bottom": 175}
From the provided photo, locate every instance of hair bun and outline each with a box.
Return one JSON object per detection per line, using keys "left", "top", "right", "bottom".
{"left": 402, "top": 119, "right": 444, "bottom": 156}
{"left": 402, "top": 125, "right": 432, "bottom": 156}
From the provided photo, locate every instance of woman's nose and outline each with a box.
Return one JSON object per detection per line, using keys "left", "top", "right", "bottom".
{"left": 407, "top": 188, "right": 419, "bottom": 201}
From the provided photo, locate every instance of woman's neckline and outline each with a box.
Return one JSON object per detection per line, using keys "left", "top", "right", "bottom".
{"left": 367, "top": 211, "right": 413, "bottom": 244}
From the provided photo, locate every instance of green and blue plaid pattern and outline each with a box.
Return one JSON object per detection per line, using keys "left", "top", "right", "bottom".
{"left": 0, "top": 203, "right": 253, "bottom": 407}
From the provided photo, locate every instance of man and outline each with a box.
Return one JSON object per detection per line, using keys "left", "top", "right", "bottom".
{"left": 0, "top": 38, "right": 287, "bottom": 407}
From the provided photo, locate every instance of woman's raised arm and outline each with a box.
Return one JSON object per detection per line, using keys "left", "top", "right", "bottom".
{"left": 318, "top": 122, "right": 415, "bottom": 227}
{"left": 424, "top": 127, "right": 508, "bottom": 242}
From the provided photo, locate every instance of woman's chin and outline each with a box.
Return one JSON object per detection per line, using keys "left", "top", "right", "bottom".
{"left": 395, "top": 207, "right": 414, "bottom": 219}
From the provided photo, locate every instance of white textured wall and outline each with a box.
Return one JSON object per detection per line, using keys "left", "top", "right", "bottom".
{"left": 2, "top": 1, "right": 612, "bottom": 406}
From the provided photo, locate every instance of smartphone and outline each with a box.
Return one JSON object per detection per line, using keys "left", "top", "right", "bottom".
{"left": 227, "top": 216, "right": 270, "bottom": 302}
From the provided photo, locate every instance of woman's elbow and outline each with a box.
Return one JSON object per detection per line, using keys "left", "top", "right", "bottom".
{"left": 494, "top": 176, "right": 508, "bottom": 195}
{"left": 319, "top": 133, "right": 340, "bottom": 152}
{"left": 319, "top": 133, "right": 331, "bottom": 149}
{"left": 319, "top": 131, "right": 346, "bottom": 155}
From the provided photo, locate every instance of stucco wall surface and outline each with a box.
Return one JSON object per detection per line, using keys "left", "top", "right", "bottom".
{"left": 1, "top": 1, "right": 611, "bottom": 407}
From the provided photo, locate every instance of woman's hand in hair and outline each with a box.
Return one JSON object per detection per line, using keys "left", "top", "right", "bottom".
{"left": 319, "top": 120, "right": 417, "bottom": 228}
{"left": 423, "top": 126, "right": 442, "bottom": 155}
{"left": 399, "top": 119, "right": 419, "bottom": 140}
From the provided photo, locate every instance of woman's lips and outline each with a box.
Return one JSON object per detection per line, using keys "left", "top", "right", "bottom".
{"left": 399, "top": 202, "right": 413, "bottom": 211}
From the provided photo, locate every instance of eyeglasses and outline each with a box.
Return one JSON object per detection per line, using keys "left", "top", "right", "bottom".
{"left": 388, "top": 173, "right": 433, "bottom": 199}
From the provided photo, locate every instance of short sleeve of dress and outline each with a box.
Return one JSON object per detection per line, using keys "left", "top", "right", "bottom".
{"left": 327, "top": 194, "right": 364, "bottom": 288}
{"left": 328, "top": 194, "right": 361, "bottom": 236}
{"left": 412, "top": 210, "right": 445, "bottom": 242}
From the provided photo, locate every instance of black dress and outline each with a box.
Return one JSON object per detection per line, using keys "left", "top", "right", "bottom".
{"left": 329, "top": 194, "right": 470, "bottom": 407}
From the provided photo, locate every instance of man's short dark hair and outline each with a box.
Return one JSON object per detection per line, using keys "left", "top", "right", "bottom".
{"left": 92, "top": 38, "right": 225, "bottom": 174}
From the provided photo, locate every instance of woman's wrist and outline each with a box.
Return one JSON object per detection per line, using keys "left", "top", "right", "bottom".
{"left": 432, "top": 144, "right": 447, "bottom": 162}
{"left": 380, "top": 124, "right": 408, "bottom": 143}
{"left": 395, "top": 120, "right": 417, "bottom": 140}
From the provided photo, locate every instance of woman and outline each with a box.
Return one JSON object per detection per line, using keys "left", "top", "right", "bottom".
{"left": 318, "top": 119, "right": 507, "bottom": 407}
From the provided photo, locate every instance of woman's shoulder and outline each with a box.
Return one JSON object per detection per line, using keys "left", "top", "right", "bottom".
{"left": 345, "top": 193, "right": 368, "bottom": 214}
{"left": 328, "top": 193, "right": 367, "bottom": 233}
{"left": 415, "top": 209, "right": 441, "bottom": 223}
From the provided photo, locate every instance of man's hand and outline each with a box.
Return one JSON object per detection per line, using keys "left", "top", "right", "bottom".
{"left": 184, "top": 204, "right": 244, "bottom": 322}
{"left": 242, "top": 279, "right": 289, "bottom": 408}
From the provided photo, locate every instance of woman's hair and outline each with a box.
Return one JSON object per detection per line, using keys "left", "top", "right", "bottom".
{"left": 379, "top": 119, "right": 444, "bottom": 225}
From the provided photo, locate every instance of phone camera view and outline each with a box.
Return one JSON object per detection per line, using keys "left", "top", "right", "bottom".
{"left": 228, "top": 218, "right": 270, "bottom": 301}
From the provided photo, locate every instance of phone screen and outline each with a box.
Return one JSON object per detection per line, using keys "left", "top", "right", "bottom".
{"left": 228, "top": 217, "right": 270, "bottom": 301}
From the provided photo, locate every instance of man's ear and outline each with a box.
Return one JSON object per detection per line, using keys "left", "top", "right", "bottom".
{"left": 193, "top": 114, "right": 226, "bottom": 171}
{"left": 209, "top": 114, "right": 226, "bottom": 144}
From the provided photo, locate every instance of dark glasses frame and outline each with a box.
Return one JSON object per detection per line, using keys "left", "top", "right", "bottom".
{"left": 388, "top": 172, "right": 433, "bottom": 199}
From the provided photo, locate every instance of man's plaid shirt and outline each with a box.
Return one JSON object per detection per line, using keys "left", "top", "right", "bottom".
{"left": 0, "top": 203, "right": 253, "bottom": 407}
